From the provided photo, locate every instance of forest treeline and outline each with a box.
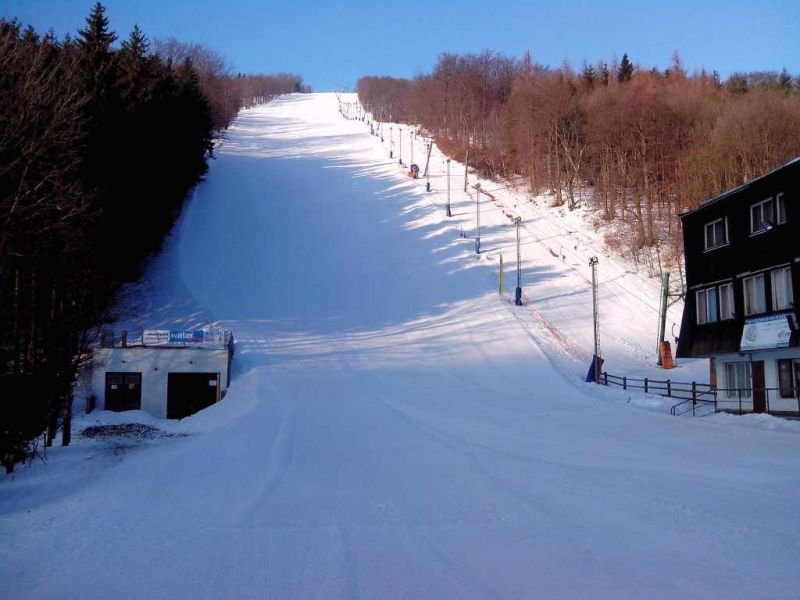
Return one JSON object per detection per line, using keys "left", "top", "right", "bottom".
{"left": 357, "top": 52, "right": 800, "bottom": 269}
{"left": 0, "top": 3, "right": 306, "bottom": 472}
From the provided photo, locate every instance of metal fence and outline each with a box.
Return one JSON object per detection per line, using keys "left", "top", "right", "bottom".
{"left": 598, "top": 372, "right": 800, "bottom": 418}
{"left": 713, "top": 386, "right": 800, "bottom": 417}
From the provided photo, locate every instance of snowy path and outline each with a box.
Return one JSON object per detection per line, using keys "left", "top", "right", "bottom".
{"left": 2, "top": 94, "right": 800, "bottom": 599}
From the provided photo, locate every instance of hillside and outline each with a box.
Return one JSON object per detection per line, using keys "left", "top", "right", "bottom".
{"left": 1, "top": 93, "right": 799, "bottom": 599}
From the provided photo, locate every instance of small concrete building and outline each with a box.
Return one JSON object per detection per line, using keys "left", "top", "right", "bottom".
{"left": 91, "top": 328, "right": 234, "bottom": 419}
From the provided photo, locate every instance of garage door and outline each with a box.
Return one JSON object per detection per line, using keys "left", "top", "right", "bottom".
{"left": 167, "top": 372, "right": 220, "bottom": 419}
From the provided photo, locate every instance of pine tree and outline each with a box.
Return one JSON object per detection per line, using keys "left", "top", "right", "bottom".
{"left": 726, "top": 73, "right": 748, "bottom": 95}
{"left": 78, "top": 3, "right": 116, "bottom": 53}
{"left": 617, "top": 53, "right": 634, "bottom": 83}
{"left": 118, "top": 25, "right": 152, "bottom": 104}
{"left": 581, "top": 62, "right": 595, "bottom": 90}
{"left": 599, "top": 61, "right": 610, "bottom": 86}
{"left": 778, "top": 68, "right": 793, "bottom": 94}
{"left": 77, "top": 2, "right": 117, "bottom": 88}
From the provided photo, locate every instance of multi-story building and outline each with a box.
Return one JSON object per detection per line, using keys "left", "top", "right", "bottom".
{"left": 676, "top": 157, "right": 799, "bottom": 415}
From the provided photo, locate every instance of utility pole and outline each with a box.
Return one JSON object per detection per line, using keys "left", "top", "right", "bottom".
{"left": 389, "top": 126, "right": 393, "bottom": 159}
{"left": 589, "top": 256, "right": 601, "bottom": 382}
{"left": 399, "top": 128, "right": 403, "bottom": 165}
{"left": 514, "top": 218, "right": 523, "bottom": 306}
{"left": 475, "top": 183, "right": 481, "bottom": 254}
{"left": 446, "top": 159, "right": 452, "bottom": 217}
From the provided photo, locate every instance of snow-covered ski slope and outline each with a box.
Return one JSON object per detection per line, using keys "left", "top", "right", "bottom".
{"left": 2, "top": 93, "right": 800, "bottom": 599}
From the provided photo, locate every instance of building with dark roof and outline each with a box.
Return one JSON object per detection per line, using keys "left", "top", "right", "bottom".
{"left": 676, "top": 157, "right": 799, "bottom": 414}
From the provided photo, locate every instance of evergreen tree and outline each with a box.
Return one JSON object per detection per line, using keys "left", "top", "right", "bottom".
{"left": 77, "top": 2, "right": 117, "bottom": 95}
{"left": 581, "top": 62, "right": 595, "bottom": 90}
{"left": 778, "top": 68, "right": 793, "bottom": 94}
{"left": 118, "top": 25, "right": 153, "bottom": 105}
{"left": 726, "top": 73, "right": 749, "bottom": 95}
{"left": 617, "top": 53, "right": 634, "bottom": 82}
{"left": 599, "top": 61, "right": 610, "bottom": 86}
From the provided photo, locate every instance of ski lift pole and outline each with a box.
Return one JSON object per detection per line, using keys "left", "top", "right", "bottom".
{"left": 425, "top": 141, "right": 432, "bottom": 192}
{"left": 657, "top": 272, "right": 670, "bottom": 366}
{"left": 589, "top": 256, "right": 600, "bottom": 382}
{"left": 515, "top": 218, "right": 523, "bottom": 305}
{"left": 475, "top": 183, "right": 481, "bottom": 254}
{"left": 446, "top": 159, "right": 452, "bottom": 216}
{"left": 410, "top": 129, "right": 414, "bottom": 167}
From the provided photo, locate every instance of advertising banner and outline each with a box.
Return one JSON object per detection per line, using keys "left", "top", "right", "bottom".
{"left": 142, "top": 328, "right": 227, "bottom": 348}
{"left": 740, "top": 314, "right": 793, "bottom": 351}
{"left": 142, "top": 330, "right": 170, "bottom": 346}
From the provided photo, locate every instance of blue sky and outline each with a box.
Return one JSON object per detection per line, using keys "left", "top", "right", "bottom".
{"left": 3, "top": 1, "right": 799, "bottom": 91}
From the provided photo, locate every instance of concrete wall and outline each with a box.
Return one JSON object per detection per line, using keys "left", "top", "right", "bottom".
{"left": 91, "top": 346, "right": 231, "bottom": 419}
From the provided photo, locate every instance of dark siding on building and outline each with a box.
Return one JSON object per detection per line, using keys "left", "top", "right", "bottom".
{"left": 677, "top": 158, "right": 800, "bottom": 358}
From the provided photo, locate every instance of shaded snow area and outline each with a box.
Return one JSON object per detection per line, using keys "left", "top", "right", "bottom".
{"left": 2, "top": 93, "right": 800, "bottom": 599}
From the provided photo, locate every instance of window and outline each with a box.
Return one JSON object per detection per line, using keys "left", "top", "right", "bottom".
{"left": 743, "top": 274, "right": 766, "bottom": 315}
{"left": 777, "top": 359, "right": 798, "bottom": 398}
{"left": 776, "top": 192, "right": 786, "bottom": 225}
{"left": 750, "top": 195, "right": 786, "bottom": 234}
{"left": 719, "top": 283, "right": 735, "bottom": 320}
{"left": 704, "top": 218, "right": 728, "bottom": 250}
{"left": 725, "top": 362, "right": 751, "bottom": 398}
{"left": 696, "top": 288, "right": 718, "bottom": 324}
{"left": 771, "top": 267, "right": 793, "bottom": 310}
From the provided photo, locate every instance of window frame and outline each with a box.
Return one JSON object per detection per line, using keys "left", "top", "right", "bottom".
{"left": 770, "top": 266, "right": 793, "bottom": 311}
{"left": 725, "top": 362, "right": 752, "bottom": 398}
{"left": 777, "top": 359, "right": 796, "bottom": 399}
{"left": 695, "top": 287, "right": 719, "bottom": 324}
{"left": 718, "top": 282, "right": 735, "bottom": 320}
{"left": 776, "top": 192, "right": 786, "bottom": 225}
{"left": 749, "top": 194, "right": 787, "bottom": 234}
{"left": 704, "top": 217, "right": 728, "bottom": 251}
{"left": 743, "top": 273, "right": 766, "bottom": 316}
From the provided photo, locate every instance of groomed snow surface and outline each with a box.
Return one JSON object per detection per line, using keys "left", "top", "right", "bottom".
{"left": 2, "top": 93, "right": 799, "bottom": 599}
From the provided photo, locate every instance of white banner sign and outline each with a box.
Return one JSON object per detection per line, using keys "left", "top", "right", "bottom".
{"left": 142, "top": 330, "right": 170, "bottom": 346}
{"left": 142, "top": 329, "right": 227, "bottom": 348}
{"left": 740, "top": 314, "right": 793, "bottom": 351}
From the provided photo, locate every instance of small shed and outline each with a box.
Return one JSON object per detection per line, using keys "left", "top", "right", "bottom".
{"left": 90, "top": 328, "right": 234, "bottom": 419}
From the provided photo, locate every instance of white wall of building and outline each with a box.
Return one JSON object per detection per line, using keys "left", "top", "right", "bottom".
{"left": 714, "top": 347, "right": 800, "bottom": 413}
{"left": 91, "top": 347, "right": 231, "bottom": 419}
